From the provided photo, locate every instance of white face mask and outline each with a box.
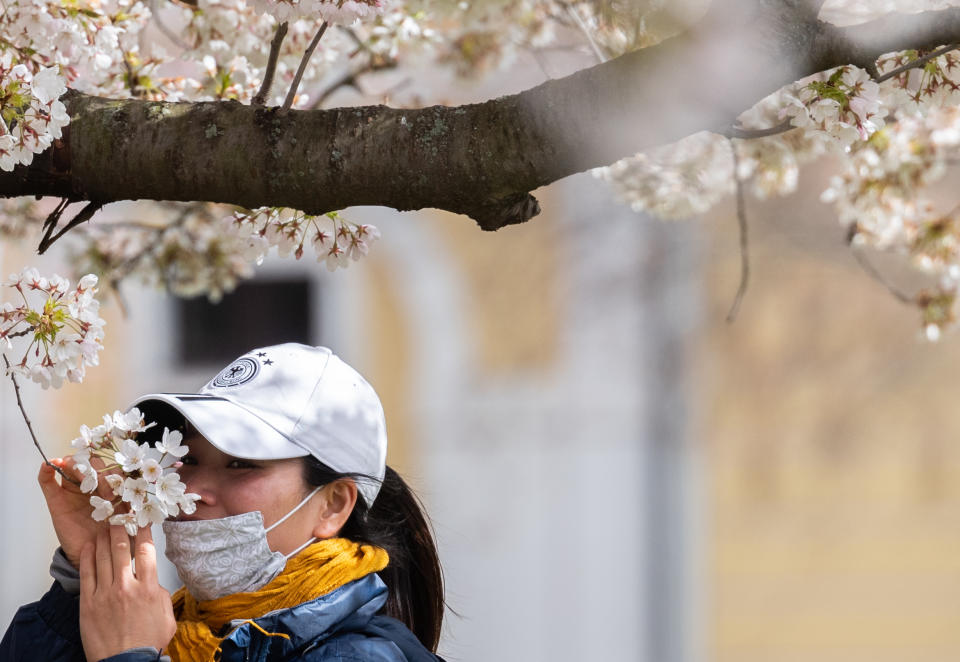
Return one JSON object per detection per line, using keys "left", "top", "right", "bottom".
{"left": 162, "top": 487, "right": 321, "bottom": 601}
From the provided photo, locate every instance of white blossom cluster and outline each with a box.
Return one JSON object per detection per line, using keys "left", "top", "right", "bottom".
{"left": 0, "top": 60, "right": 69, "bottom": 171}
{"left": 733, "top": 89, "right": 832, "bottom": 198}
{"left": 77, "top": 205, "right": 381, "bottom": 301}
{"left": 876, "top": 47, "right": 960, "bottom": 112}
{"left": 159, "top": 0, "right": 435, "bottom": 108}
{"left": 0, "top": 0, "right": 157, "bottom": 108}
{"left": 593, "top": 43, "right": 960, "bottom": 336}
{"left": 1, "top": 269, "right": 105, "bottom": 388}
{"left": 781, "top": 66, "right": 885, "bottom": 146}
{"left": 429, "top": 0, "right": 557, "bottom": 76}
{"left": 599, "top": 132, "right": 735, "bottom": 219}
{"left": 229, "top": 207, "right": 381, "bottom": 270}
{"left": 0, "top": 0, "right": 427, "bottom": 113}
{"left": 251, "top": 0, "right": 386, "bottom": 24}
{"left": 0, "top": 0, "right": 144, "bottom": 77}
{"left": 70, "top": 409, "right": 200, "bottom": 535}
{"left": 821, "top": 109, "right": 960, "bottom": 250}
{"left": 821, "top": 107, "right": 960, "bottom": 339}
{"left": 599, "top": 66, "right": 888, "bottom": 219}
{"left": 79, "top": 208, "right": 263, "bottom": 302}
{"left": 365, "top": 5, "right": 438, "bottom": 60}
{"left": 152, "top": 214, "right": 265, "bottom": 300}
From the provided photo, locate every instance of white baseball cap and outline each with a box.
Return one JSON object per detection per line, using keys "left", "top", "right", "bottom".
{"left": 131, "top": 343, "right": 387, "bottom": 506}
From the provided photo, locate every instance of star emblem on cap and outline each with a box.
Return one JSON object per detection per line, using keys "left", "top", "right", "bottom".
{"left": 264, "top": 359, "right": 274, "bottom": 365}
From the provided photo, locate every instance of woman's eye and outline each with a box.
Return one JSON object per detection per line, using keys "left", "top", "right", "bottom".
{"left": 226, "top": 459, "right": 258, "bottom": 469}
{"left": 180, "top": 454, "right": 197, "bottom": 466}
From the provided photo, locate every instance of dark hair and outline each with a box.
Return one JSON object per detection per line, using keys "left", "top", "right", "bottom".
{"left": 303, "top": 458, "right": 445, "bottom": 652}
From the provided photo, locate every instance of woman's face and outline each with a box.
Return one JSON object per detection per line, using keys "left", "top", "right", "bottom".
{"left": 175, "top": 430, "right": 322, "bottom": 556}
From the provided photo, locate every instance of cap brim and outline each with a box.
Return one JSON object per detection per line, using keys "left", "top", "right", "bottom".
{"left": 130, "top": 393, "right": 310, "bottom": 461}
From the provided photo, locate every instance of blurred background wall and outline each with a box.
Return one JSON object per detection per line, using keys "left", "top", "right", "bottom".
{"left": 0, "top": 172, "right": 703, "bottom": 662}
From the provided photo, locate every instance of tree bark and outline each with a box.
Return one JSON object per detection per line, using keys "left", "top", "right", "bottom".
{"left": 5, "top": 1, "right": 960, "bottom": 231}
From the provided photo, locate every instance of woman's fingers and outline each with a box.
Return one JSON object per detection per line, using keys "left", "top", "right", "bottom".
{"left": 78, "top": 541, "right": 96, "bottom": 595}
{"left": 108, "top": 524, "right": 133, "bottom": 584}
{"left": 95, "top": 526, "right": 113, "bottom": 586}
{"left": 37, "top": 462, "right": 58, "bottom": 496}
{"left": 133, "top": 526, "right": 158, "bottom": 584}
{"left": 38, "top": 457, "right": 89, "bottom": 496}
{"left": 38, "top": 459, "right": 76, "bottom": 495}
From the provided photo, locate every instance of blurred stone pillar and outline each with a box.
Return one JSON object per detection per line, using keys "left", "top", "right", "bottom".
{"left": 638, "top": 212, "right": 704, "bottom": 662}
{"left": 368, "top": 170, "right": 704, "bottom": 662}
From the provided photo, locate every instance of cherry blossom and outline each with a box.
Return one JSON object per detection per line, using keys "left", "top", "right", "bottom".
{"left": 156, "top": 428, "right": 189, "bottom": 458}
{"left": 69, "top": 408, "right": 200, "bottom": 533}
{"left": 229, "top": 207, "right": 381, "bottom": 271}
{"left": 1, "top": 268, "right": 106, "bottom": 388}
{"left": 115, "top": 438, "right": 148, "bottom": 473}
{"left": 89, "top": 496, "right": 115, "bottom": 522}
{"left": 598, "top": 132, "right": 734, "bottom": 220}
{"left": 782, "top": 66, "right": 886, "bottom": 146}
{"left": 252, "top": 0, "right": 386, "bottom": 24}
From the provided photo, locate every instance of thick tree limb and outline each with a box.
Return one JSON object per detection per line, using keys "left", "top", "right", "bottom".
{"left": 3, "top": 2, "right": 960, "bottom": 231}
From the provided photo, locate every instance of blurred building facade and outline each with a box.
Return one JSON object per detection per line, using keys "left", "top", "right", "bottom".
{"left": 0, "top": 173, "right": 703, "bottom": 662}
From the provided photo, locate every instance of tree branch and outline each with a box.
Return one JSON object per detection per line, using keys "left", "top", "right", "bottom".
{"left": 283, "top": 20, "right": 329, "bottom": 111}
{"left": 875, "top": 43, "right": 958, "bottom": 83}
{"left": 252, "top": 21, "right": 289, "bottom": 106}
{"left": 849, "top": 245, "right": 913, "bottom": 304}
{"left": 38, "top": 200, "right": 103, "bottom": 254}
{"left": 726, "top": 140, "right": 749, "bottom": 322}
{"left": 2, "top": 354, "right": 80, "bottom": 486}
{"left": 726, "top": 119, "right": 794, "bottom": 140}
{"left": 308, "top": 55, "right": 397, "bottom": 110}
{"left": 810, "top": 7, "right": 960, "bottom": 74}
{"left": 3, "top": 5, "right": 960, "bottom": 231}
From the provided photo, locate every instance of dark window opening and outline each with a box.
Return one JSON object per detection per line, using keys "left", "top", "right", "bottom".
{"left": 176, "top": 278, "right": 315, "bottom": 366}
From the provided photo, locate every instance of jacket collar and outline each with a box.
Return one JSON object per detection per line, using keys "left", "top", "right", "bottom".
{"left": 217, "top": 573, "right": 388, "bottom": 658}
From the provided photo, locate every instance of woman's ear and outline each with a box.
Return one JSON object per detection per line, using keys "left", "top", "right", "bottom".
{"left": 311, "top": 479, "right": 358, "bottom": 539}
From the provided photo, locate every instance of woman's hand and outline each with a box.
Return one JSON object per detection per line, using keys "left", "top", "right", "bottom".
{"left": 38, "top": 458, "right": 112, "bottom": 569}
{"left": 79, "top": 525, "right": 177, "bottom": 662}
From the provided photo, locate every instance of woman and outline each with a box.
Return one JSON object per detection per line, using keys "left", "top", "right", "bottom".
{"left": 0, "top": 343, "right": 445, "bottom": 662}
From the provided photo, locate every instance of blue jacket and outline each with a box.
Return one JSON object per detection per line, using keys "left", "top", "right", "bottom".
{"left": 0, "top": 574, "right": 443, "bottom": 662}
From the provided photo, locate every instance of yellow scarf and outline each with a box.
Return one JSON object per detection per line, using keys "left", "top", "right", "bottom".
{"left": 167, "top": 538, "right": 389, "bottom": 662}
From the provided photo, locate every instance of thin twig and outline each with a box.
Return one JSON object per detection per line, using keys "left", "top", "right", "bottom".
{"left": 122, "top": 54, "right": 141, "bottom": 98}
{"left": 38, "top": 201, "right": 104, "bottom": 254}
{"left": 726, "top": 139, "right": 750, "bottom": 323}
{"left": 2, "top": 354, "right": 80, "bottom": 486}
{"left": 308, "top": 66, "right": 364, "bottom": 109}
{"left": 558, "top": 0, "right": 606, "bottom": 64}
{"left": 337, "top": 25, "right": 366, "bottom": 52}
{"left": 148, "top": 0, "right": 192, "bottom": 50}
{"left": 307, "top": 55, "right": 397, "bottom": 110}
{"left": 875, "top": 43, "right": 959, "bottom": 83}
{"left": 523, "top": 44, "right": 555, "bottom": 82}
{"left": 253, "top": 21, "right": 289, "bottom": 105}
{"left": 725, "top": 119, "right": 794, "bottom": 140}
{"left": 283, "top": 21, "right": 329, "bottom": 111}
{"left": 850, "top": 244, "right": 914, "bottom": 304}
{"left": 40, "top": 197, "right": 70, "bottom": 242}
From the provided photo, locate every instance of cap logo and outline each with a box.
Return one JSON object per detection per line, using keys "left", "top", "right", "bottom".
{"left": 211, "top": 357, "right": 260, "bottom": 388}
